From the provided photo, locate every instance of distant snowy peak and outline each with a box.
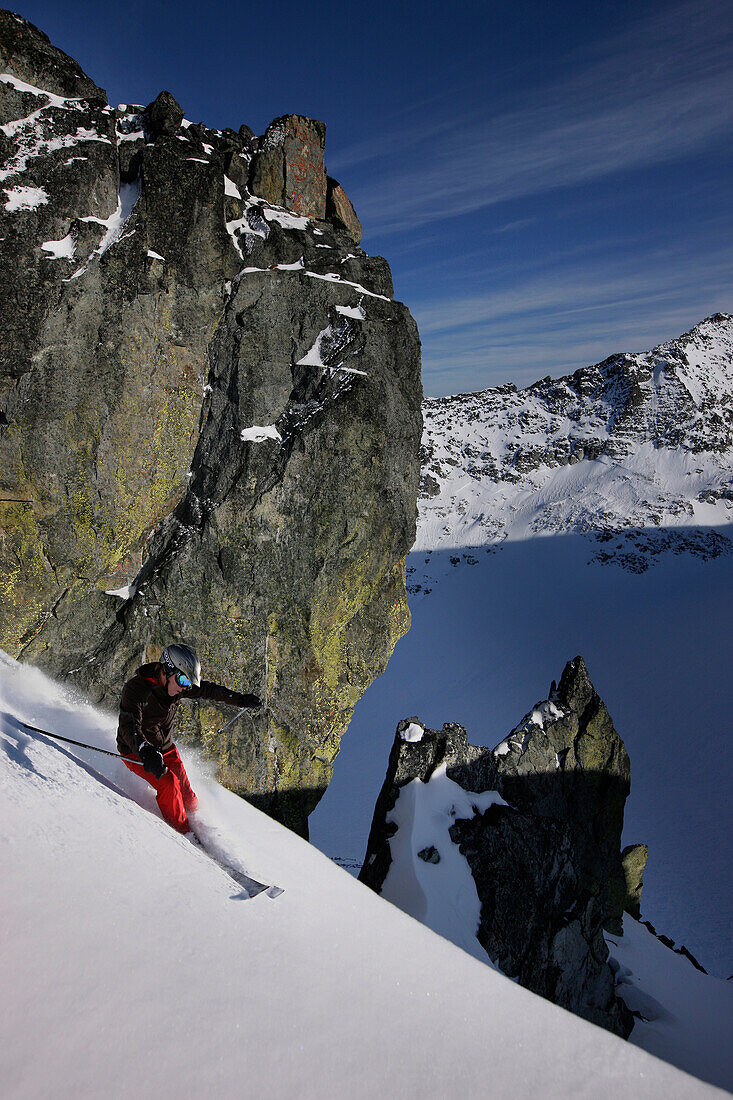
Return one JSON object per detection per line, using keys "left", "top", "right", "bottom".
{"left": 422, "top": 314, "right": 733, "bottom": 486}
{"left": 415, "top": 315, "right": 733, "bottom": 574}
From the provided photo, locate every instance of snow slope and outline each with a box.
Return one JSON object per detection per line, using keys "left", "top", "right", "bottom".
{"left": 2, "top": 654, "right": 722, "bottom": 1100}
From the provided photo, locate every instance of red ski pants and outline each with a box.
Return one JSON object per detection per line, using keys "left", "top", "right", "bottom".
{"left": 122, "top": 745, "right": 199, "bottom": 833}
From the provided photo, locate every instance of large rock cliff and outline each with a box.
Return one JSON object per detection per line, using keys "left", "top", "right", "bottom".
{"left": 359, "top": 657, "right": 641, "bottom": 1036}
{"left": 0, "top": 10, "right": 422, "bottom": 834}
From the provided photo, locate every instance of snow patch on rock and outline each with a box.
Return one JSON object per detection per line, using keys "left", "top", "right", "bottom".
{"left": 400, "top": 721, "right": 424, "bottom": 742}
{"left": 41, "top": 232, "right": 76, "bottom": 258}
{"left": 4, "top": 185, "right": 49, "bottom": 211}
{"left": 240, "top": 425, "right": 282, "bottom": 443}
{"left": 382, "top": 764, "right": 508, "bottom": 966}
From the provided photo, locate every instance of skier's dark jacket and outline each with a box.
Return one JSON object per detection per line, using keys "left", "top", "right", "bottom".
{"left": 117, "top": 662, "right": 254, "bottom": 756}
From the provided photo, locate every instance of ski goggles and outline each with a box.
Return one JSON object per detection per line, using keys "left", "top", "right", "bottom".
{"left": 174, "top": 671, "right": 193, "bottom": 688}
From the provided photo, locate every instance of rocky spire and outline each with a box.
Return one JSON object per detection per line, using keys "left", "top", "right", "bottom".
{"left": 360, "top": 657, "right": 642, "bottom": 1036}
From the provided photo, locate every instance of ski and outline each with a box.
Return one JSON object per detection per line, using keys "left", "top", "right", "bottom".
{"left": 220, "top": 862, "right": 283, "bottom": 899}
{"left": 188, "top": 831, "right": 283, "bottom": 899}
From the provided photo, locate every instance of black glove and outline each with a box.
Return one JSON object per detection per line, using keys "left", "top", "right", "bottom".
{"left": 139, "top": 742, "right": 165, "bottom": 778}
{"left": 238, "top": 693, "right": 262, "bottom": 709}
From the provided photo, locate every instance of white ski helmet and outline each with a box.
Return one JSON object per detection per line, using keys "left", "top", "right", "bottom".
{"left": 161, "top": 643, "right": 201, "bottom": 687}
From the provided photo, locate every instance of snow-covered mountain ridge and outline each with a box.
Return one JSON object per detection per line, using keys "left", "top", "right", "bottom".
{"left": 415, "top": 314, "right": 732, "bottom": 577}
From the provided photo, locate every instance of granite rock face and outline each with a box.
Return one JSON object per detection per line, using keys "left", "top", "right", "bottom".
{"left": 0, "top": 35, "right": 240, "bottom": 653}
{"left": 0, "top": 11, "right": 422, "bottom": 836}
{"left": 359, "top": 657, "right": 640, "bottom": 1036}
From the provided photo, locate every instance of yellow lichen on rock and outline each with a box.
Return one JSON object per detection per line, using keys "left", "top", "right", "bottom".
{"left": 0, "top": 500, "right": 53, "bottom": 653}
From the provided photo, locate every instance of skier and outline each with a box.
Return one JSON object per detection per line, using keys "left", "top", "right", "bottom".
{"left": 117, "top": 643, "right": 261, "bottom": 834}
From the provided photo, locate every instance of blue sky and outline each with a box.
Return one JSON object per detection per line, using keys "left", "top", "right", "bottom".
{"left": 14, "top": 0, "right": 733, "bottom": 395}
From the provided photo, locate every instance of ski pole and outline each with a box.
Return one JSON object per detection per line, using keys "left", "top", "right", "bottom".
{"left": 20, "top": 722, "right": 132, "bottom": 760}
{"left": 20, "top": 722, "right": 171, "bottom": 776}
{"left": 264, "top": 629, "right": 270, "bottom": 709}
{"left": 215, "top": 630, "right": 271, "bottom": 738}
{"left": 215, "top": 709, "right": 250, "bottom": 737}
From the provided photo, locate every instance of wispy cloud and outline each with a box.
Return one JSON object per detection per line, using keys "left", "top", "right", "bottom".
{"left": 416, "top": 250, "right": 731, "bottom": 337}
{"left": 332, "top": 1, "right": 733, "bottom": 235}
{"left": 415, "top": 242, "right": 733, "bottom": 394}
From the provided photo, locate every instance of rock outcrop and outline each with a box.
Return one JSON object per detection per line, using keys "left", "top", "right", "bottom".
{"left": 359, "top": 657, "right": 641, "bottom": 1036}
{"left": 0, "top": 10, "right": 105, "bottom": 100}
{"left": 249, "top": 114, "right": 328, "bottom": 219}
{"left": 620, "top": 843, "right": 648, "bottom": 921}
{"left": 0, "top": 11, "right": 422, "bottom": 835}
{"left": 326, "top": 177, "right": 362, "bottom": 244}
